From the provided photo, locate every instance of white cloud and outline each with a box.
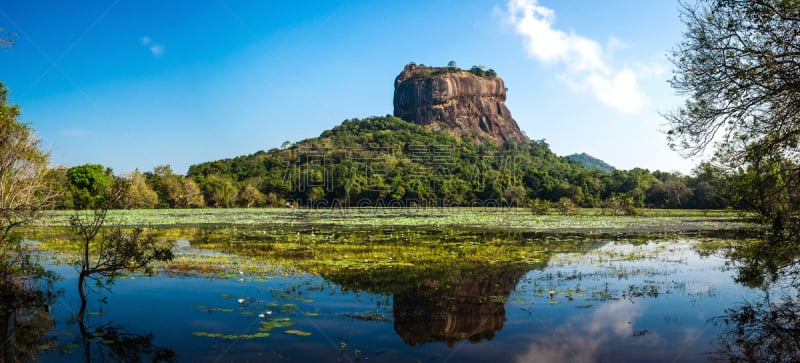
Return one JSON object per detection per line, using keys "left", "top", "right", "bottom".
{"left": 503, "top": 0, "right": 661, "bottom": 114}
{"left": 149, "top": 44, "right": 164, "bottom": 57}
{"left": 513, "top": 300, "right": 646, "bottom": 362}
{"left": 140, "top": 35, "right": 164, "bottom": 57}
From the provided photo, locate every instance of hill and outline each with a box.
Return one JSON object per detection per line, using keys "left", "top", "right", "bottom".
{"left": 187, "top": 116, "right": 599, "bottom": 207}
{"left": 48, "top": 63, "right": 729, "bottom": 211}
{"left": 567, "top": 153, "right": 616, "bottom": 172}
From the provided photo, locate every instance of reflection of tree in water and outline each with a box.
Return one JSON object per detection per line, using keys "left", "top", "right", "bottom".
{"left": 713, "top": 237, "right": 800, "bottom": 361}
{"left": 0, "top": 282, "right": 57, "bottom": 362}
{"left": 713, "top": 294, "right": 800, "bottom": 362}
{"left": 74, "top": 315, "right": 176, "bottom": 363}
{"left": 63, "top": 205, "right": 177, "bottom": 362}
{"left": 393, "top": 266, "right": 528, "bottom": 346}
{"left": 0, "top": 235, "right": 60, "bottom": 362}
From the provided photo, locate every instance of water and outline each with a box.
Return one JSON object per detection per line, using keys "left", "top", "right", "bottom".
{"left": 28, "top": 233, "right": 775, "bottom": 362}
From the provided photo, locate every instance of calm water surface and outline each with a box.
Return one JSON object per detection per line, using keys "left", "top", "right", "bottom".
{"left": 33, "top": 231, "right": 768, "bottom": 362}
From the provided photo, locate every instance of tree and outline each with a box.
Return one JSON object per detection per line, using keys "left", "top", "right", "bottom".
{"left": 238, "top": 183, "right": 264, "bottom": 208}
{"left": 0, "top": 82, "right": 55, "bottom": 362}
{"left": 198, "top": 175, "right": 237, "bottom": 208}
{"left": 119, "top": 169, "right": 158, "bottom": 209}
{"left": 68, "top": 182, "right": 173, "bottom": 321}
{"left": 67, "top": 164, "right": 112, "bottom": 209}
{"left": 44, "top": 167, "right": 74, "bottom": 209}
{"left": 666, "top": 0, "right": 800, "bottom": 227}
{"left": 147, "top": 165, "right": 204, "bottom": 208}
{"left": 0, "top": 83, "right": 52, "bottom": 242}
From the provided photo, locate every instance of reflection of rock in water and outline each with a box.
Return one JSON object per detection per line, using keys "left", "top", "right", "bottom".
{"left": 393, "top": 266, "right": 527, "bottom": 346}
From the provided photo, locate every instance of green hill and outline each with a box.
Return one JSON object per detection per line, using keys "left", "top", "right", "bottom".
{"left": 187, "top": 116, "right": 602, "bottom": 207}
{"left": 184, "top": 115, "right": 725, "bottom": 210}
{"left": 567, "top": 153, "right": 616, "bottom": 173}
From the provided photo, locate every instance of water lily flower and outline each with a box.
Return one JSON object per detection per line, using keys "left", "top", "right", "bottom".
{"left": 238, "top": 298, "right": 245, "bottom": 304}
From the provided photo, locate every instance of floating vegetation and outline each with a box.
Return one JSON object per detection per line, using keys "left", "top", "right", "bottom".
{"left": 195, "top": 305, "right": 235, "bottom": 313}
{"left": 192, "top": 331, "right": 270, "bottom": 340}
{"left": 340, "top": 312, "right": 390, "bottom": 322}
{"left": 278, "top": 303, "right": 300, "bottom": 314}
{"left": 284, "top": 329, "right": 312, "bottom": 337}
{"left": 30, "top": 208, "right": 757, "bottom": 233}
{"left": 259, "top": 318, "right": 295, "bottom": 332}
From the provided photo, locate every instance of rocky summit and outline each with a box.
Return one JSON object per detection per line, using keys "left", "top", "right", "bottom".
{"left": 393, "top": 63, "right": 528, "bottom": 145}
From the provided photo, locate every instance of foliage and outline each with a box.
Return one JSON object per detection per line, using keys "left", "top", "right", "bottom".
{"left": 43, "top": 167, "right": 74, "bottom": 209}
{"left": 468, "top": 65, "right": 498, "bottom": 78}
{"left": 0, "top": 232, "right": 58, "bottom": 361}
{"left": 68, "top": 184, "right": 174, "bottom": 314}
{"left": 66, "top": 164, "right": 112, "bottom": 209}
{"left": 567, "top": 153, "right": 615, "bottom": 172}
{"left": 118, "top": 169, "right": 158, "bottom": 209}
{"left": 0, "top": 82, "right": 56, "bottom": 362}
{"left": 712, "top": 231, "right": 800, "bottom": 362}
{"left": 666, "top": 0, "right": 800, "bottom": 228}
{"left": 238, "top": 183, "right": 265, "bottom": 208}
{"left": 185, "top": 116, "right": 735, "bottom": 210}
{"left": 0, "top": 82, "right": 52, "bottom": 242}
{"left": 530, "top": 199, "right": 551, "bottom": 215}
{"left": 145, "top": 165, "right": 204, "bottom": 208}
{"left": 37, "top": 113, "right": 748, "bottom": 211}
{"left": 197, "top": 174, "right": 236, "bottom": 208}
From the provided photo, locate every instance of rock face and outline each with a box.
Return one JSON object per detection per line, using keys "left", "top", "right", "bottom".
{"left": 393, "top": 63, "right": 528, "bottom": 144}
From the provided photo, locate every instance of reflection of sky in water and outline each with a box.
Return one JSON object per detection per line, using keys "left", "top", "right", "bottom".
{"left": 505, "top": 241, "right": 760, "bottom": 362}
{"left": 38, "top": 239, "right": 762, "bottom": 362}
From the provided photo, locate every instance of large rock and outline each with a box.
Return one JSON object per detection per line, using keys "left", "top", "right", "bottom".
{"left": 393, "top": 63, "right": 528, "bottom": 145}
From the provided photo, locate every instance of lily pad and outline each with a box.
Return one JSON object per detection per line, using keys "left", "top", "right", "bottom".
{"left": 285, "top": 329, "right": 312, "bottom": 336}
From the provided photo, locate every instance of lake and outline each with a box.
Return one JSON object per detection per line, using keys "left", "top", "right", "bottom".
{"left": 21, "top": 213, "right": 782, "bottom": 363}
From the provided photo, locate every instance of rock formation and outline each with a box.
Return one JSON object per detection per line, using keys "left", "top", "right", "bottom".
{"left": 393, "top": 63, "right": 528, "bottom": 145}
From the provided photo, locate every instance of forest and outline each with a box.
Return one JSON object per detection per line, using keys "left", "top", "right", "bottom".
{"left": 46, "top": 115, "right": 746, "bottom": 213}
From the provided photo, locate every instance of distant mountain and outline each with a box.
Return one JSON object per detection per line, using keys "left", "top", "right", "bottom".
{"left": 567, "top": 153, "right": 615, "bottom": 173}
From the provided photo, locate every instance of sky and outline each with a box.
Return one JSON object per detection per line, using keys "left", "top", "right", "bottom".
{"left": 0, "top": 0, "right": 700, "bottom": 175}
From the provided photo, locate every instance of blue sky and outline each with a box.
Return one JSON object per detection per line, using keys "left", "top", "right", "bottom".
{"left": 0, "top": 0, "right": 696, "bottom": 174}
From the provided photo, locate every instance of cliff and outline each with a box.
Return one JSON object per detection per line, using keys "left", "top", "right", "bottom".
{"left": 393, "top": 63, "right": 528, "bottom": 145}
